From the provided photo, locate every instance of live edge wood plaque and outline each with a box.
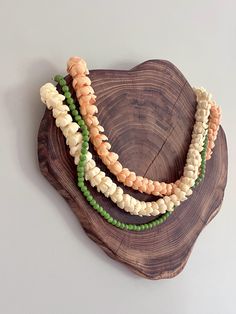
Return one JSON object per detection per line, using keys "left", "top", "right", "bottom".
{"left": 38, "top": 59, "right": 228, "bottom": 279}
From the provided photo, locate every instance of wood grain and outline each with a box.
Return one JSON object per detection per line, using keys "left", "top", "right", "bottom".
{"left": 38, "top": 60, "right": 228, "bottom": 279}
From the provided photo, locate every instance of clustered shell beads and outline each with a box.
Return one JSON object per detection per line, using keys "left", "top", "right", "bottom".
{"left": 39, "top": 56, "right": 221, "bottom": 231}
{"left": 41, "top": 82, "right": 209, "bottom": 217}
{"left": 67, "top": 57, "right": 221, "bottom": 198}
{"left": 40, "top": 80, "right": 207, "bottom": 231}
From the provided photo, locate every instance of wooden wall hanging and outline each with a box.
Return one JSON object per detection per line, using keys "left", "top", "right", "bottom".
{"left": 38, "top": 60, "right": 228, "bottom": 279}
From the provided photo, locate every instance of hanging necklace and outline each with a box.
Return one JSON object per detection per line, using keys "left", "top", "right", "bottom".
{"left": 40, "top": 76, "right": 219, "bottom": 221}
{"left": 40, "top": 81, "right": 209, "bottom": 230}
{"left": 67, "top": 57, "right": 221, "bottom": 198}
{"left": 39, "top": 56, "right": 221, "bottom": 230}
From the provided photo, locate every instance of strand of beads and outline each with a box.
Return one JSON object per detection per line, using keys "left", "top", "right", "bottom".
{"left": 40, "top": 83, "right": 208, "bottom": 231}
{"left": 54, "top": 74, "right": 211, "bottom": 216}
{"left": 67, "top": 56, "right": 213, "bottom": 197}
{"left": 53, "top": 77, "right": 209, "bottom": 215}
{"left": 41, "top": 79, "right": 208, "bottom": 217}
{"left": 76, "top": 135, "right": 207, "bottom": 232}
{"left": 53, "top": 77, "right": 208, "bottom": 215}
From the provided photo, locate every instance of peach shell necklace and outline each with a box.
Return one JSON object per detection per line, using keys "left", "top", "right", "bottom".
{"left": 67, "top": 57, "right": 221, "bottom": 197}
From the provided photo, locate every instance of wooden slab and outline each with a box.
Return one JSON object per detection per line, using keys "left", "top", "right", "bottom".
{"left": 38, "top": 60, "right": 228, "bottom": 279}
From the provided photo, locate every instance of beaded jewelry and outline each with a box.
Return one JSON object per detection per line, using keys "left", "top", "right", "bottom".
{"left": 40, "top": 81, "right": 208, "bottom": 230}
{"left": 40, "top": 78, "right": 211, "bottom": 218}
{"left": 67, "top": 57, "right": 220, "bottom": 198}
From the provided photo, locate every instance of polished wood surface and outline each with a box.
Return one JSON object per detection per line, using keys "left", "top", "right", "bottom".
{"left": 38, "top": 60, "right": 228, "bottom": 279}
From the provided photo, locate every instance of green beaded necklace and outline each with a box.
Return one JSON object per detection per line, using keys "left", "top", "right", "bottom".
{"left": 54, "top": 75, "right": 208, "bottom": 232}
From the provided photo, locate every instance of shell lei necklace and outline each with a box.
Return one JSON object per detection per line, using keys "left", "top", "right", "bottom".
{"left": 39, "top": 58, "right": 221, "bottom": 231}
{"left": 41, "top": 82, "right": 209, "bottom": 218}
{"left": 67, "top": 57, "right": 220, "bottom": 196}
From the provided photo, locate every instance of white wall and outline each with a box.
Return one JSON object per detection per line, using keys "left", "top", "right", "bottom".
{"left": 0, "top": 1, "right": 235, "bottom": 313}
